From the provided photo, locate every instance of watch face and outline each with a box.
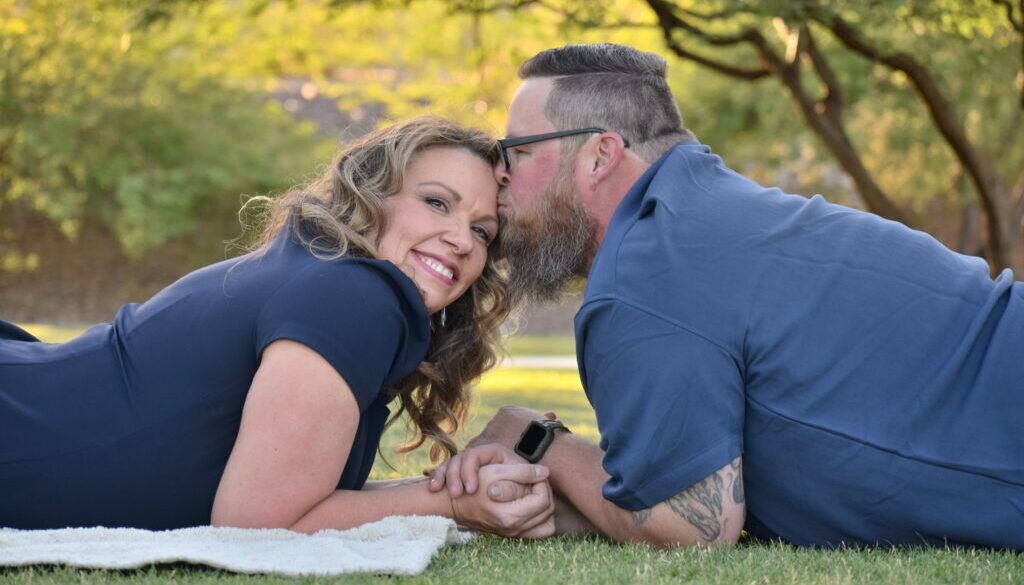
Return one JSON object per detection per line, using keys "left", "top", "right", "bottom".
{"left": 518, "top": 423, "right": 548, "bottom": 454}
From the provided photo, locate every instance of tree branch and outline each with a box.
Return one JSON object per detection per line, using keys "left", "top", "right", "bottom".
{"left": 676, "top": 5, "right": 756, "bottom": 22}
{"left": 661, "top": 38, "right": 771, "bottom": 79}
{"left": 646, "top": 0, "right": 760, "bottom": 46}
{"left": 642, "top": 1, "right": 906, "bottom": 223}
{"left": 744, "top": 27, "right": 907, "bottom": 223}
{"left": 991, "top": 0, "right": 1023, "bottom": 32}
{"left": 569, "top": 21, "right": 660, "bottom": 31}
{"left": 644, "top": 0, "right": 770, "bottom": 78}
{"left": 815, "top": 9, "right": 1015, "bottom": 268}
{"left": 1012, "top": 170, "right": 1024, "bottom": 218}
{"left": 445, "top": 0, "right": 541, "bottom": 15}
{"left": 800, "top": 24, "right": 844, "bottom": 126}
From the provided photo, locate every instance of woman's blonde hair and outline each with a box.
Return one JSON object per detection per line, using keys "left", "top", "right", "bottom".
{"left": 247, "top": 116, "right": 509, "bottom": 462}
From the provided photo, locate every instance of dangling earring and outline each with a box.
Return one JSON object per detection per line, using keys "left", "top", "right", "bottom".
{"left": 440, "top": 307, "right": 448, "bottom": 327}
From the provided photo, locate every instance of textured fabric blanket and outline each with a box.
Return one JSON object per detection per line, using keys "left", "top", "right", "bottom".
{"left": 0, "top": 515, "right": 473, "bottom": 576}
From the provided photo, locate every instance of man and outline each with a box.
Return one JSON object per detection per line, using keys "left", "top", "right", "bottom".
{"left": 433, "top": 43, "right": 1024, "bottom": 549}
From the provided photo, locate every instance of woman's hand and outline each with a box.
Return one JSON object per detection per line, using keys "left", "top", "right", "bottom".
{"left": 429, "top": 443, "right": 530, "bottom": 497}
{"left": 429, "top": 409, "right": 557, "bottom": 498}
{"left": 449, "top": 463, "right": 556, "bottom": 539}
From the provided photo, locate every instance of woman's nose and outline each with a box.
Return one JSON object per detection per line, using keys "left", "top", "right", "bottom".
{"left": 442, "top": 222, "right": 473, "bottom": 254}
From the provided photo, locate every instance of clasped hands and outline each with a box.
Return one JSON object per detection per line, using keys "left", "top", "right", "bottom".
{"left": 430, "top": 406, "right": 556, "bottom": 539}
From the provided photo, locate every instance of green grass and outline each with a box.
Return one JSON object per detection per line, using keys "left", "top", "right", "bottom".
{"left": 504, "top": 334, "right": 575, "bottom": 356}
{"left": 15, "top": 323, "right": 86, "bottom": 344}
{"left": 6, "top": 326, "right": 1023, "bottom": 583}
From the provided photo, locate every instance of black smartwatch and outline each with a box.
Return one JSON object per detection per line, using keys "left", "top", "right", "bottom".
{"left": 514, "top": 419, "right": 571, "bottom": 463}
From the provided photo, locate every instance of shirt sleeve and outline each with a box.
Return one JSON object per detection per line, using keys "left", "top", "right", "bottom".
{"left": 576, "top": 298, "right": 745, "bottom": 511}
{"left": 255, "top": 258, "right": 429, "bottom": 410}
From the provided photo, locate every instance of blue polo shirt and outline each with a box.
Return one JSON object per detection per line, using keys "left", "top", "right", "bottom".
{"left": 0, "top": 225, "right": 429, "bottom": 529}
{"left": 576, "top": 141, "right": 1024, "bottom": 549}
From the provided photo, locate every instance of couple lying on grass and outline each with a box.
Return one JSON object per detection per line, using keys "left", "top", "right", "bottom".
{"left": 2, "top": 43, "right": 1021, "bottom": 551}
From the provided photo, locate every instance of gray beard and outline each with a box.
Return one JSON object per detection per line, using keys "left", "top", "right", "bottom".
{"left": 502, "top": 168, "right": 597, "bottom": 306}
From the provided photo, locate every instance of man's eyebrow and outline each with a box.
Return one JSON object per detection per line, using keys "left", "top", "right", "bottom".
{"left": 418, "top": 181, "right": 461, "bottom": 203}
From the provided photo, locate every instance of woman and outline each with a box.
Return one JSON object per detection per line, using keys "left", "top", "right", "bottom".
{"left": 0, "top": 117, "right": 554, "bottom": 537}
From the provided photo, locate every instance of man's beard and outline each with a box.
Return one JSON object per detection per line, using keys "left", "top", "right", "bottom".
{"left": 502, "top": 164, "right": 597, "bottom": 305}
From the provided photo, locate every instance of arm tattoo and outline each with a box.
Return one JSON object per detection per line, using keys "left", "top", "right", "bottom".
{"left": 632, "top": 507, "right": 652, "bottom": 526}
{"left": 729, "top": 458, "right": 744, "bottom": 504}
{"left": 633, "top": 458, "right": 743, "bottom": 542}
{"left": 665, "top": 471, "right": 725, "bottom": 542}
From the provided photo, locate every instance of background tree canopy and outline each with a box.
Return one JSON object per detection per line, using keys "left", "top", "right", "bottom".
{"left": 1, "top": 0, "right": 1021, "bottom": 321}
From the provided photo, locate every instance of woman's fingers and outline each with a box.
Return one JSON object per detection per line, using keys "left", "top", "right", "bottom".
{"left": 445, "top": 453, "right": 467, "bottom": 498}
{"left": 428, "top": 461, "right": 449, "bottom": 492}
{"left": 444, "top": 444, "right": 529, "bottom": 497}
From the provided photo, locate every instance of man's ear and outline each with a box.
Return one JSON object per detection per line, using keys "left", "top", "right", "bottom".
{"left": 588, "top": 133, "right": 627, "bottom": 188}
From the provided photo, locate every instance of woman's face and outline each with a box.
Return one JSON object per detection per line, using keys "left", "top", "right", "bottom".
{"left": 378, "top": 146, "right": 500, "bottom": 314}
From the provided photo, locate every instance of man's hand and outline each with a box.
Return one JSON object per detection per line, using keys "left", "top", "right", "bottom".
{"left": 466, "top": 405, "right": 555, "bottom": 450}
{"left": 449, "top": 463, "right": 555, "bottom": 539}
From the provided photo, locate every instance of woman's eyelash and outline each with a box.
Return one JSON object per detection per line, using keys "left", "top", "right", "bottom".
{"left": 424, "top": 196, "right": 449, "bottom": 211}
{"left": 472, "top": 226, "right": 492, "bottom": 243}
{"left": 422, "top": 194, "right": 493, "bottom": 244}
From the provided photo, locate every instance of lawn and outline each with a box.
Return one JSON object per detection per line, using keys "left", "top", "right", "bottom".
{"left": 4, "top": 326, "right": 1022, "bottom": 584}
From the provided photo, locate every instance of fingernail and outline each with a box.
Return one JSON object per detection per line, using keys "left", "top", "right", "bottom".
{"left": 488, "top": 485, "right": 501, "bottom": 498}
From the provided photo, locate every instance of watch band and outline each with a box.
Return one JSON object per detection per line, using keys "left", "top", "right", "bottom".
{"left": 514, "top": 419, "right": 571, "bottom": 463}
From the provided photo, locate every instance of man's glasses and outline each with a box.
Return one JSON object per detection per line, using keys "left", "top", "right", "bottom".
{"left": 497, "top": 128, "right": 629, "bottom": 172}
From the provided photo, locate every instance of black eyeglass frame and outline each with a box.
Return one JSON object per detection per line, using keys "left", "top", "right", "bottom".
{"left": 497, "top": 127, "right": 629, "bottom": 171}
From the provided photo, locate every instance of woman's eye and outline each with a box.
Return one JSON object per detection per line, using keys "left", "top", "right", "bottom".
{"left": 472, "top": 225, "right": 492, "bottom": 244}
{"left": 425, "top": 197, "right": 449, "bottom": 212}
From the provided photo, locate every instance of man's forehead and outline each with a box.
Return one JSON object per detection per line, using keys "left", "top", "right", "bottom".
{"left": 505, "top": 78, "right": 557, "bottom": 136}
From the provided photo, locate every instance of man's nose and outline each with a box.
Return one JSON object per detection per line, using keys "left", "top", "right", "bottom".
{"left": 493, "top": 159, "right": 511, "bottom": 187}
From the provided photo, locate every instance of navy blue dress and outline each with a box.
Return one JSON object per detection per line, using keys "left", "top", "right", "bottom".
{"left": 0, "top": 226, "right": 429, "bottom": 529}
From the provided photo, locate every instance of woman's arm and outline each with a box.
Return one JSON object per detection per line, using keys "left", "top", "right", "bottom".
{"left": 290, "top": 465, "right": 554, "bottom": 536}
{"left": 211, "top": 340, "right": 554, "bottom": 536}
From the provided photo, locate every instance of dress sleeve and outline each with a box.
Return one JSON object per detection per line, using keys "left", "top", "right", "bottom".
{"left": 576, "top": 298, "right": 744, "bottom": 511}
{"left": 255, "top": 259, "right": 429, "bottom": 410}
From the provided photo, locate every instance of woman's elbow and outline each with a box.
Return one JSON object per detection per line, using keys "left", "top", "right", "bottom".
{"left": 210, "top": 503, "right": 294, "bottom": 530}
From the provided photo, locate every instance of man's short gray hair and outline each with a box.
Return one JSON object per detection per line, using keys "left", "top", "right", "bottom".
{"left": 519, "top": 43, "right": 694, "bottom": 163}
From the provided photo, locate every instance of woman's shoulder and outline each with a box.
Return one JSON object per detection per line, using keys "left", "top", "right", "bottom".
{"left": 295, "top": 256, "right": 427, "bottom": 318}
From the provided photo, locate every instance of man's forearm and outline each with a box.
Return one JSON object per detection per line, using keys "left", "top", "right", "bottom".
{"left": 462, "top": 405, "right": 742, "bottom": 546}
{"left": 539, "top": 432, "right": 651, "bottom": 543}
{"left": 540, "top": 433, "right": 744, "bottom": 547}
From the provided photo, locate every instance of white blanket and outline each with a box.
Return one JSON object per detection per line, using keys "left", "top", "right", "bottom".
{"left": 0, "top": 515, "right": 473, "bottom": 576}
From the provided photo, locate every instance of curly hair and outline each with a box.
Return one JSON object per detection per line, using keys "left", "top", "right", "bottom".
{"left": 245, "top": 116, "right": 510, "bottom": 462}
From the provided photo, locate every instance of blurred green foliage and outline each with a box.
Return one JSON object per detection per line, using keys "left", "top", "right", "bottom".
{"left": 0, "top": 0, "right": 329, "bottom": 259}
{"left": 1, "top": 0, "right": 1020, "bottom": 271}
